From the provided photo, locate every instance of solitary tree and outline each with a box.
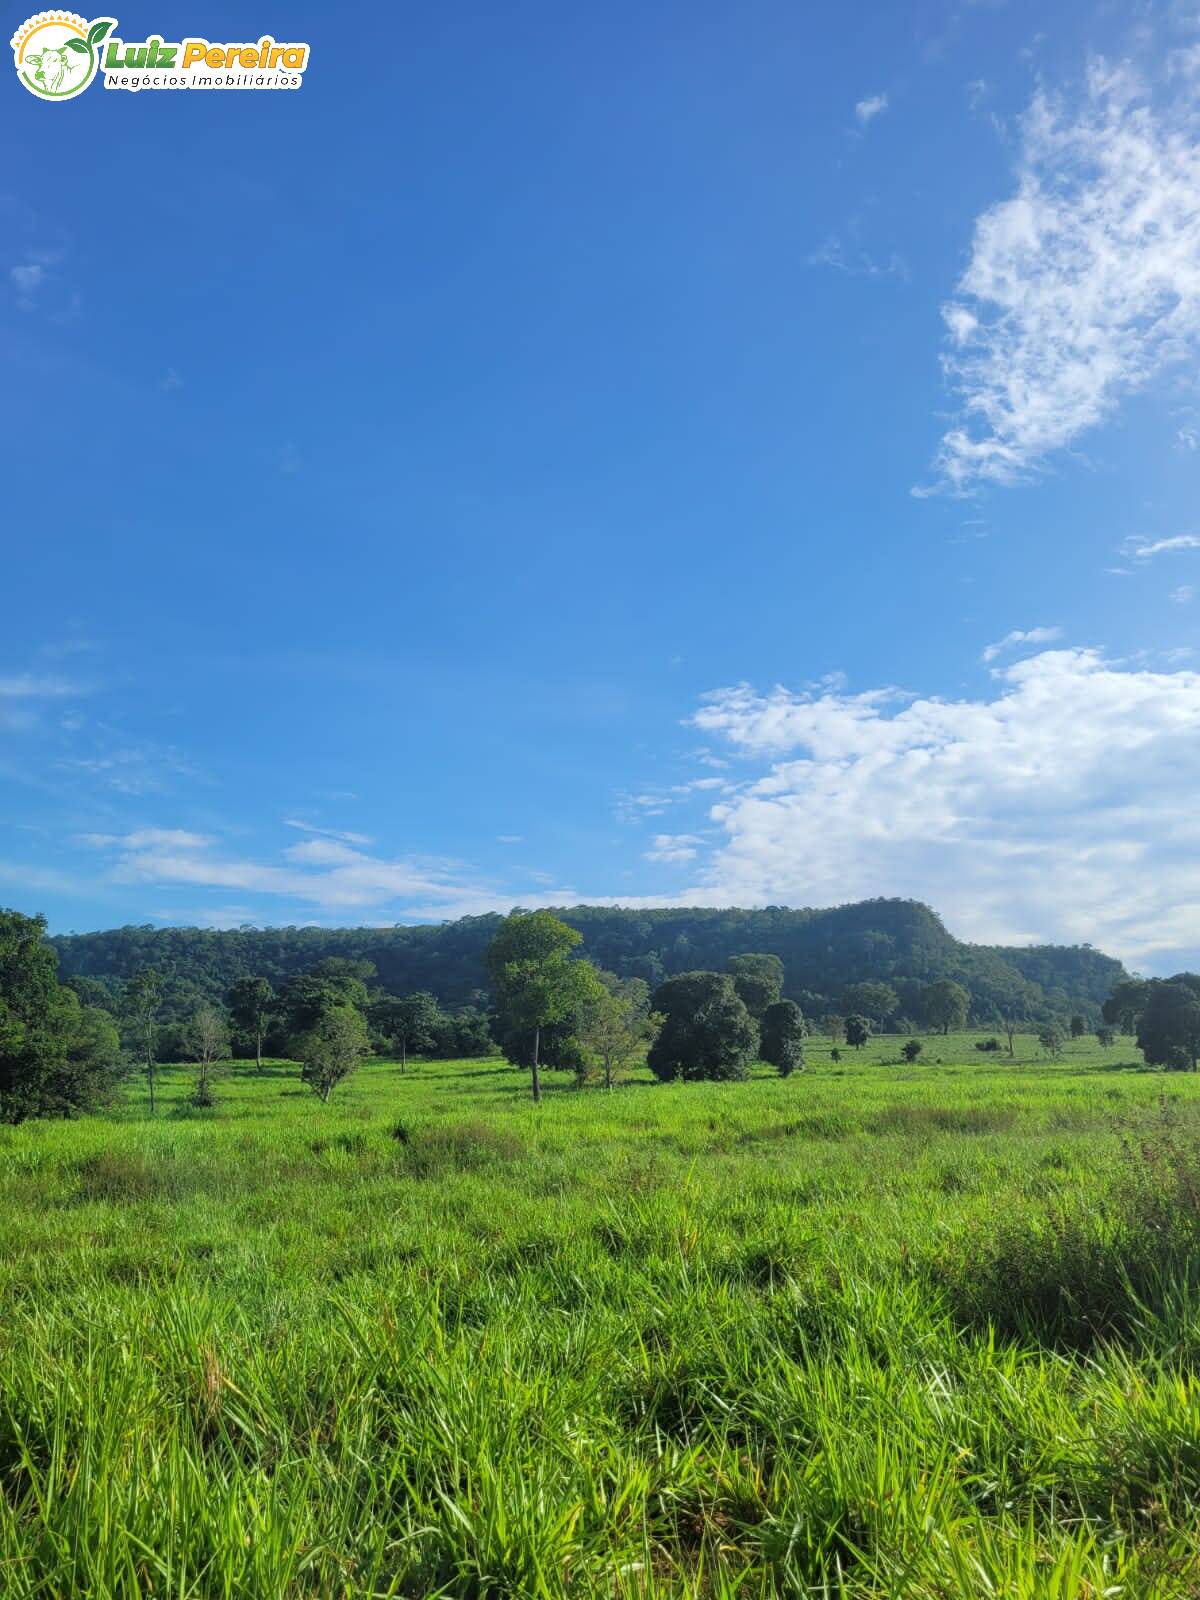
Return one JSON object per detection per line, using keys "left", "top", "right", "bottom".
{"left": 842, "top": 982, "right": 898, "bottom": 1026}
{"left": 726, "top": 954, "right": 784, "bottom": 1020}
{"left": 1096, "top": 1024, "right": 1117, "bottom": 1049}
{"left": 297, "top": 1007, "right": 371, "bottom": 1102}
{"left": 760, "top": 999, "right": 806, "bottom": 1076}
{"left": 902, "top": 1039, "right": 923, "bottom": 1063}
{"left": 999, "top": 1014, "right": 1023, "bottom": 1057}
{"left": 487, "top": 912, "right": 603, "bottom": 1103}
{"left": 187, "top": 1003, "right": 230, "bottom": 1107}
{"left": 123, "top": 967, "right": 164, "bottom": 1114}
{"left": 577, "top": 973, "right": 659, "bottom": 1090}
{"left": 372, "top": 990, "right": 441, "bottom": 1070}
{"left": 921, "top": 979, "right": 969, "bottom": 1035}
{"left": 1069, "top": 1014, "right": 1086, "bottom": 1040}
{"left": 1137, "top": 977, "right": 1200, "bottom": 1072}
{"left": 844, "top": 1014, "right": 871, "bottom": 1050}
{"left": 227, "top": 976, "right": 274, "bottom": 1074}
{"left": 648, "top": 972, "right": 758, "bottom": 1082}
{"left": 821, "top": 1014, "right": 845, "bottom": 1044}
{"left": 1038, "top": 1022, "right": 1066, "bottom": 1060}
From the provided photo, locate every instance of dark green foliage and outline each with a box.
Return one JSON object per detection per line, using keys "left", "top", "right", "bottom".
{"left": 725, "top": 953, "right": 784, "bottom": 1019}
{"left": 226, "top": 976, "right": 274, "bottom": 1072}
{"left": 844, "top": 1014, "right": 871, "bottom": 1050}
{"left": 648, "top": 972, "right": 757, "bottom": 1081}
{"left": 1039, "top": 1022, "right": 1067, "bottom": 1059}
{"left": 841, "top": 980, "right": 898, "bottom": 1024}
{"left": 1103, "top": 977, "right": 1150, "bottom": 1033}
{"left": 487, "top": 912, "right": 603, "bottom": 1103}
{"left": 369, "top": 990, "right": 441, "bottom": 1069}
{"left": 760, "top": 999, "right": 805, "bottom": 1076}
{"left": 0, "top": 909, "right": 122, "bottom": 1123}
{"left": 1137, "top": 976, "right": 1200, "bottom": 1071}
{"left": 49, "top": 898, "right": 1125, "bottom": 1029}
{"left": 1070, "top": 1014, "right": 1087, "bottom": 1038}
{"left": 278, "top": 969, "right": 368, "bottom": 1039}
{"left": 921, "top": 977, "right": 970, "bottom": 1034}
{"left": 902, "top": 1039, "right": 922, "bottom": 1062}
{"left": 975, "top": 1036, "right": 1002, "bottom": 1052}
{"left": 1096, "top": 1024, "right": 1117, "bottom": 1049}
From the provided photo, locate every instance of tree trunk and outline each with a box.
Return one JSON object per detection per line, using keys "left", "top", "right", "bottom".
{"left": 146, "top": 1060, "right": 156, "bottom": 1115}
{"left": 604, "top": 1052, "right": 613, "bottom": 1091}
{"left": 256, "top": 1028, "right": 264, "bottom": 1074}
{"left": 400, "top": 1037, "right": 407, "bottom": 1073}
{"left": 531, "top": 1025, "right": 541, "bottom": 1104}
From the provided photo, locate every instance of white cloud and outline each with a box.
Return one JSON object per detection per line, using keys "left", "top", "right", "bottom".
{"left": 283, "top": 817, "right": 375, "bottom": 847}
{"left": 1171, "top": 584, "right": 1195, "bottom": 603}
{"left": 855, "top": 92, "right": 889, "bottom": 124}
{"left": 923, "top": 59, "right": 1200, "bottom": 492}
{"left": 805, "top": 237, "right": 908, "bottom": 279}
{"left": 644, "top": 833, "right": 703, "bottom": 864}
{"left": 682, "top": 650, "right": 1200, "bottom": 968}
{"left": 0, "top": 673, "right": 85, "bottom": 699}
{"left": 981, "top": 625, "right": 1062, "bottom": 663}
{"left": 1123, "top": 534, "right": 1200, "bottom": 560}
{"left": 10, "top": 263, "right": 44, "bottom": 296}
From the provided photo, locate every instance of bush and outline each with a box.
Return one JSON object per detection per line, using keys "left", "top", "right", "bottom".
{"left": 975, "top": 1037, "right": 1002, "bottom": 1053}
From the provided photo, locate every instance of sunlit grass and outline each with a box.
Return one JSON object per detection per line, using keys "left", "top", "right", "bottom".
{"left": 2, "top": 1035, "right": 1199, "bottom": 1596}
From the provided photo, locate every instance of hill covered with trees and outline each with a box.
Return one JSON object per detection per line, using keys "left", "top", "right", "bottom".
{"left": 51, "top": 899, "right": 1126, "bottom": 1030}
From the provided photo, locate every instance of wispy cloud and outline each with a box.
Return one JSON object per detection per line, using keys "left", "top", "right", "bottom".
{"left": 1171, "top": 584, "right": 1195, "bottom": 604}
{"left": 283, "top": 817, "right": 375, "bottom": 847}
{"left": 805, "top": 237, "right": 908, "bottom": 279}
{"left": 921, "top": 59, "right": 1200, "bottom": 493}
{"left": 1123, "top": 534, "right": 1200, "bottom": 560}
{"left": 980, "top": 625, "right": 1062, "bottom": 663}
{"left": 644, "top": 833, "right": 703, "bottom": 864}
{"left": 855, "top": 92, "right": 889, "bottom": 125}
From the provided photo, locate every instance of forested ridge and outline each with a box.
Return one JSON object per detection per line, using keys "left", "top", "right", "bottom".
{"left": 51, "top": 898, "right": 1126, "bottom": 1028}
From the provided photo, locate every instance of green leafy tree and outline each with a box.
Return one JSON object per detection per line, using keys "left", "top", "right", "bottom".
{"left": 487, "top": 912, "right": 603, "bottom": 1103}
{"left": 648, "top": 972, "right": 757, "bottom": 1082}
{"left": 726, "top": 953, "right": 784, "bottom": 1020}
{"left": 1038, "top": 1022, "right": 1066, "bottom": 1060}
{"left": 760, "top": 999, "right": 805, "bottom": 1076}
{"left": 1137, "top": 977, "right": 1200, "bottom": 1072}
{"left": 1095, "top": 1024, "right": 1116, "bottom": 1049}
{"left": 921, "top": 978, "right": 969, "bottom": 1035}
{"left": 1069, "top": 1014, "right": 1086, "bottom": 1039}
{"left": 280, "top": 968, "right": 369, "bottom": 1036}
{"left": 844, "top": 1014, "right": 871, "bottom": 1050}
{"left": 842, "top": 981, "right": 898, "bottom": 1025}
{"left": 577, "top": 973, "right": 659, "bottom": 1090}
{"left": 1103, "top": 978, "right": 1150, "bottom": 1035}
{"left": 0, "top": 910, "right": 122, "bottom": 1123}
{"left": 821, "top": 1013, "right": 845, "bottom": 1044}
{"left": 123, "top": 967, "right": 165, "bottom": 1114}
{"left": 297, "top": 1007, "right": 370, "bottom": 1102}
{"left": 371, "top": 990, "right": 441, "bottom": 1070}
{"left": 227, "top": 976, "right": 274, "bottom": 1073}
{"left": 187, "top": 1003, "right": 230, "bottom": 1107}
{"left": 902, "top": 1038, "right": 922, "bottom": 1063}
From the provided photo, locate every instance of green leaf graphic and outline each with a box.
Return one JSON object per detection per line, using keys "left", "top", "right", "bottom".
{"left": 65, "top": 37, "right": 89, "bottom": 52}
{"left": 87, "top": 19, "right": 113, "bottom": 46}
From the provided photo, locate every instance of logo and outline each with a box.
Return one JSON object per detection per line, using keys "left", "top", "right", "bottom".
{"left": 12, "top": 12, "right": 114, "bottom": 99}
{"left": 11, "top": 14, "right": 310, "bottom": 96}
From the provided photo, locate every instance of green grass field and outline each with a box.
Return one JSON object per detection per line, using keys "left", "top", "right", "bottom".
{"left": 4, "top": 1034, "right": 1200, "bottom": 1597}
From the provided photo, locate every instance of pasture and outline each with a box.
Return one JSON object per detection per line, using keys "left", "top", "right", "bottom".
{"left": 3, "top": 1034, "right": 1200, "bottom": 1597}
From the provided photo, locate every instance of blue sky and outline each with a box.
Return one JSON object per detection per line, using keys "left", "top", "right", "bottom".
{"left": 3, "top": 0, "right": 1199, "bottom": 970}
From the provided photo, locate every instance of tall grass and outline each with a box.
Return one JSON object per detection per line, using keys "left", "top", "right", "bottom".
{"left": 1, "top": 1039, "right": 1198, "bottom": 1596}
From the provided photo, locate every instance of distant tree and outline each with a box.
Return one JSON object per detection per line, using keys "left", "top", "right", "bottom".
{"left": 1137, "top": 977, "right": 1200, "bottom": 1072}
{"left": 842, "top": 981, "right": 898, "bottom": 1025}
{"left": 1000, "top": 1015, "right": 1022, "bottom": 1057}
{"left": 648, "top": 972, "right": 757, "bottom": 1082}
{"left": 726, "top": 954, "right": 784, "bottom": 1020}
{"left": 297, "top": 1007, "right": 370, "bottom": 1102}
{"left": 123, "top": 967, "right": 164, "bottom": 1114}
{"left": 227, "top": 976, "right": 274, "bottom": 1073}
{"left": 921, "top": 979, "right": 969, "bottom": 1035}
{"left": 821, "top": 1014, "right": 845, "bottom": 1044}
{"left": 844, "top": 1014, "right": 871, "bottom": 1050}
{"left": 429, "top": 1005, "right": 495, "bottom": 1059}
{"left": 577, "top": 973, "right": 659, "bottom": 1090}
{"left": 1069, "top": 1014, "right": 1086, "bottom": 1039}
{"left": 0, "top": 909, "right": 122, "bottom": 1124}
{"left": 64, "top": 975, "right": 114, "bottom": 1012}
{"left": 830, "top": 1047, "right": 842, "bottom": 1063}
{"left": 760, "top": 999, "right": 806, "bottom": 1076}
{"left": 280, "top": 969, "right": 369, "bottom": 1036}
{"left": 187, "top": 1003, "right": 230, "bottom": 1107}
{"left": 975, "top": 1037, "right": 1002, "bottom": 1053}
{"left": 902, "top": 1039, "right": 922, "bottom": 1063}
{"left": 1038, "top": 1023, "right": 1066, "bottom": 1060}
{"left": 1103, "top": 978, "right": 1150, "bottom": 1036}
{"left": 371, "top": 990, "right": 441, "bottom": 1070}
{"left": 1095, "top": 1024, "right": 1117, "bottom": 1049}
{"left": 487, "top": 912, "right": 603, "bottom": 1103}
